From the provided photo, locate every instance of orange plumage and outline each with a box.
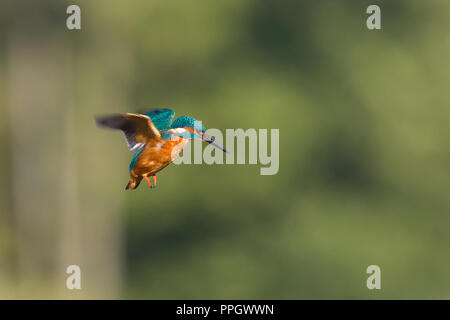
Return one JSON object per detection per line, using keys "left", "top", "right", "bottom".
{"left": 127, "top": 135, "right": 189, "bottom": 190}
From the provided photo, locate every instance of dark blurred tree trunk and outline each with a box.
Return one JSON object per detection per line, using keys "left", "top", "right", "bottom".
{"left": 8, "top": 28, "right": 68, "bottom": 297}
{"left": 6, "top": 1, "right": 123, "bottom": 298}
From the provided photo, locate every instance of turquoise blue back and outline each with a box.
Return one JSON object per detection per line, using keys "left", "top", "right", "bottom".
{"left": 142, "top": 108, "right": 175, "bottom": 131}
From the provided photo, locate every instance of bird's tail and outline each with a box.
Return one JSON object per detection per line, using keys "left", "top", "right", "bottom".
{"left": 125, "top": 176, "right": 143, "bottom": 190}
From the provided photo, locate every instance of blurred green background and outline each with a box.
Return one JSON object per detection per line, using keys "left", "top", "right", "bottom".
{"left": 0, "top": 0, "right": 449, "bottom": 299}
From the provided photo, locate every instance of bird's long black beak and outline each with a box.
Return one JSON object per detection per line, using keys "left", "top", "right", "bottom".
{"left": 202, "top": 133, "right": 229, "bottom": 153}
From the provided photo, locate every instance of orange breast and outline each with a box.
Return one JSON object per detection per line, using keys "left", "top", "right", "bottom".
{"left": 131, "top": 137, "right": 188, "bottom": 177}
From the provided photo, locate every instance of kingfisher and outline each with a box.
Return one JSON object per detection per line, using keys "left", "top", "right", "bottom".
{"left": 96, "top": 108, "right": 227, "bottom": 190}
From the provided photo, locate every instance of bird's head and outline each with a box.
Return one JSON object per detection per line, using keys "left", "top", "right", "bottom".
{"left": 169, "top": 116, "right": 228, "bottom": 153}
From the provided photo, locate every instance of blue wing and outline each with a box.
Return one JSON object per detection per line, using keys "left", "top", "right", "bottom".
{"left": 140, "top": 108, "right": 175, "bottom": 131}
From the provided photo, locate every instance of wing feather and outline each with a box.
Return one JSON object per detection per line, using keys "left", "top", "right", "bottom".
{"left": 96, "top": 113, "right": 161, "bottom": 151}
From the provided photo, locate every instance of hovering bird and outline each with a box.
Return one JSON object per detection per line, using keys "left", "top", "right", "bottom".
{"left": 96, "top": 108, "right": 227, "bottom": 190}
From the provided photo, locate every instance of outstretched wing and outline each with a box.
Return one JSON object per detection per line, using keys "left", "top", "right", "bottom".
{"left": 140, "top": 108, "right": 175, "bottom": 131}
{"left": 96, "top": 113, "right": 161, "bottom": 151}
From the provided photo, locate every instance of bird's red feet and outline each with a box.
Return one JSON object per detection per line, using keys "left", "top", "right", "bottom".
{"left": 143, "top": 175, "right": 157, "bottom": 189}
{"left": 144, "top": 176, "right": 153, "bottom": 188}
